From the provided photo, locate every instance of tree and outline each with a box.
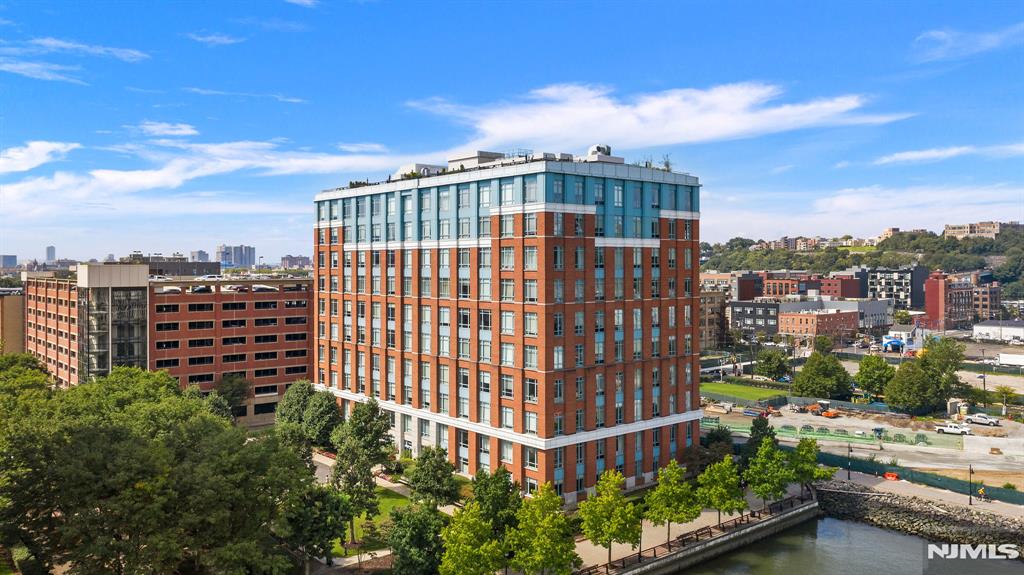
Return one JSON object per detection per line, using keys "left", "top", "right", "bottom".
{"left": 813, "top": 336, "right": 834, "bottom": 355}
{"left": 281, "top": 484, "right": 351, "bottom": 575}
{"left": 578, "top": 470, "right": 642, "bottom": 566}
{"left": 855, "top": 354, "right": 896, "bottom": 396}
{"left": 440, "top": 501, "right": 504, "bottom": 575}
{"left": 740, "top": 415, "right": 777, "bottom": 470}
{"left": 408, "top": 446, "right": 460, "bottom": 507}
{"left": 893, "top": 309, "right": 912, "bottom": 324}
{"left": 645, "top": 460, "right": 702, "bottom": 544}
{"left": 920, "top": 337, "right": 966, "bottom": 381}
{"left": 696, "top": 455, "right": 747, "bottom": 524}
{"left": 792, "top": 352, "right": 851, "bottom": 399}
{"left": 754, "top": 349, "right": 790, "bottom": 381}
{"left": 884, "top": 361, "right": 940, "bottom": 413}
{"left": 302, "top": 391, "right": 342, "bottom": 449}
{"left": 787, "top": 439, "right": 834, "bottom": 496}
{"left": 331, "top": 398, "right": 393, "bottom": 467}
{"left": 0, "top": 353, "right": 47, "bottom": 373}
{"left": 0, "top": 367, "right": 316, "bottom": 575}
{"left": 507, "top": 483, "right": 580, "bottom": 575}
{"left": 331, "top": 434, "right": 379, "bottom": 544}
{"left": 993, "top": 385, "right": 1017, "bottom": 416}
{"left": 471, "top": 466, "right": 521, "bottom": 539}
{"left": 214, "top": 373, "right": 249, "bottom": 409}
{"left": 203, "top": 390, "right": 233, "bottom": 420}
{"left": 705, "top": 426, "right": 734, "bottom": 449}
{"left": 277, "top": 379, "right": 315, "bottom": 425}
{"left": 743, "top": 438, "right": 794, "bottom": 509}
{"left": 387, "top": 505, "right": 446, "bottom": 575}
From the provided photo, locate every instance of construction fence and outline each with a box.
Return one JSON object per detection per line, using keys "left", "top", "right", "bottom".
{"left": 815, "top": 451, "right": 1024, "bottom": 506}
{"left": 700, "top": 418, "right": 964, "bottom": 450}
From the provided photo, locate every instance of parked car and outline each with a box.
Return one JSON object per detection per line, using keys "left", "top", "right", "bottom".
{"left": 965, "top": 413, "right": 1001, "bottom": 426}
{"left": 934, "top": 422, "right": 972, "bottom": 435}
{"left": 196, "top": 274, "right": 223, "bottom": 281}
{"left": 777, "top": 375, "right": 792, "bottom": 383}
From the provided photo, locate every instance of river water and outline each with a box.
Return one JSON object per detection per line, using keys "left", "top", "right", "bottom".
{"left": 686, "top": 517, "right": 1022, "bottom": 575}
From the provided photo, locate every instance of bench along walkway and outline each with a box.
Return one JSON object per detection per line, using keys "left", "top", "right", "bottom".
{"left": 574, "top": 493, "right": 816, "bottom": 575}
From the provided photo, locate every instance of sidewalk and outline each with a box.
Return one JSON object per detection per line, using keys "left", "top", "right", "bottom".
{"left": 838, "top": 469, "right": 1024, "bottom": 519}
{"left": 573, "top": 483, "right": 805, "bottom": 568}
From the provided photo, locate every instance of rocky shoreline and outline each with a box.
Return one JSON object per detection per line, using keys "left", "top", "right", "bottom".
{"left": 814, "top": 480, "right": 1024, "bottom": 548}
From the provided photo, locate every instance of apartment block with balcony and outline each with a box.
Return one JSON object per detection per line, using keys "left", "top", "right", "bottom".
{"left": 22, "top": 265, "right": 312, "bottom": 424}
{"left": 313, "top": 146, "right": 703, "bottom": 501}
{"left": 867, "top": 265, "right": 929, "bottom": 310}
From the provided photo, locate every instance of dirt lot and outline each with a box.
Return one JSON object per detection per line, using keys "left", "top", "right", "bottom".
{"left": 917, "top": 467, "right": 1023, "bottom": 488}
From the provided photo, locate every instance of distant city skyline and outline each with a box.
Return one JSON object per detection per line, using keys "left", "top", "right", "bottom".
{"left": 1, "top": 2, "right": 1022, "bottom": 258}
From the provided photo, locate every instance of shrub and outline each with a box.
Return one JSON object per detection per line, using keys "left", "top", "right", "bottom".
{"left": 1001, "top": 482, "right": 1017, "bottom": 491}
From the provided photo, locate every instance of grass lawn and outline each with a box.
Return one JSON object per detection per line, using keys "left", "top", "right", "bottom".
{"left": 331, "top": 486, "right": 411, "bottom": 557}
{"left": 700, "top": 381, "right": 785, "bottom": 401}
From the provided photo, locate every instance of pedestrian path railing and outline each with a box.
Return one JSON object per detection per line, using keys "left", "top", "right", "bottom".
{"left": 573, "top": 493, "right": 814, "bottom": 575}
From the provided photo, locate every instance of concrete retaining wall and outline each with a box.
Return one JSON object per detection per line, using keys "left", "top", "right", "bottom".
{"left": 623, "top": 502, "right": 820, "bottom": 574}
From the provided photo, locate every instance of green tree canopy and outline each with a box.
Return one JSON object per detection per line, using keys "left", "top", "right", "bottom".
{"left": 331, "top": 432, "right": 379, "bottom": 544}
{"left": 787, "top": 438, "right": 835, "bottom": 496}
{"left": 884, "top": 360, "right": 950, "bottom": 413}
{"left": 0, "top": 367, "right": 319, "bottom": 575}
{"left": 387, "top": 504, "right": 446, "bottom": 575}
{"left": 645, "top": 460, "right": 702, "bottom": 544}
{"left": 743, "top": 437, "right": 795, "bottom": 508}
{"left": 754, "top": 349, "right": 790, "bottom": 380}
{"left": 792, "top": 352, "right": 852, "bottom": 399}
{"left": 893, "top": 309, "right": 912, "bottom": 324}
{"left": 281, "top": 484, "right": 351, "bottom": 574}
{"left": 301, "top": 391, "right": 342, "bottom": 449}
{"left": 697, "top": 455, "right": 747, "bottom": 524}
{"left": 276, "top": 379, "right": 315, "bottom": 425}
{"left": 507, "top": 483, "right": 580, "bottom": 575}
{"left": 214, "top": 373, "right": 250, "bottom": 408}
{"left": 440, "top": 501, "right": 504, "bottom": 575}
{"left": 331, "top": 397, "right": 394, "bottom": 467}
{"left": 578, "top": 470, "right": 643, "bottom": 566}
{"left": 470, "top": 466, "right": 521, "bottom": 539}
{"left": 855, "top": 354, "right": 896, "bottom": 396}
{"left": 813, "top": 336, "right": 834, "bottom": 354}
{"left": 740, "top": 415, "right": 777, "bottom": 470}
{"left": 408, "top": 446, "right": 460, "bottom": 507}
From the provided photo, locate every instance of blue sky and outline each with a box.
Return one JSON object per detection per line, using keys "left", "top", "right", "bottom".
{"left": 1, "top": 0, "right": 1022, "bottom": 262}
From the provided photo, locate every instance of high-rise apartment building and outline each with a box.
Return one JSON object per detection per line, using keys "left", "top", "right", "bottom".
{"left": 45, "top": 246, "right": 56, "bottom": 263}
{"left": 191, "top": 250, "right": 210, "bottom": 263}
{"left": 216, "top": 245, "right": 257, "bottom": 269}
{"left": 0, "top": 290, "right": 24, "bottom": 355}
{"left": 22, "top": 265, "right": 312, "bottom": 424}
{"left": 313, "top": 146, "right": 703, "bottom": 500}
{"left": 0, "top": 255, "right": 17, "bottom": 269}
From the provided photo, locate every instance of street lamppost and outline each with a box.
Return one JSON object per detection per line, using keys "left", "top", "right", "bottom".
{"left": 847, "top": 442, "right": 852, "bottom": 480}
{"left": 968, "top": 465, "right": 974, "bottom": 506}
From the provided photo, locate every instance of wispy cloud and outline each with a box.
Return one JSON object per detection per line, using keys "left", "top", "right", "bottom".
{"left": 233, "top": 17, "right": 307, "bottom": 32}
{"left": 410, "top": 82, "right": 910, "bottom": 153}
{"left": 0, "top": 58, "right": 84, "bottom": 83}
{"left": 186, "top": 32, "right": 245, "bottom": 46}
{"left": 183, "top": 86, "right": 306, "bottom": 104}
{"left": 136, "top": 121, "right": 199, "bottom": 137}
{"left": 284, "top": 0, "right": 318, "bottom": 7}
{"left": 337, "top": 142, "right": 388, "bottom": 153}
{"left": 874, "top": 142, "right": 1024, "bottom": 165}
{"left": 29, "top": 37, "right": 149, "bottom": 62}
{"left": 913, "top": 22, "right": 1024, "bottom": 62}
{"left": 0, "top": 141, "right": 81, "bottom": 174}
{"left": 833, "top": 161, "right": 851, "bottom": 169}
{"left": 770, "top": 164, "right": 794, "bottom": 175}
{"left": 701, "top": 184, "right": 1024, "bottom": 242}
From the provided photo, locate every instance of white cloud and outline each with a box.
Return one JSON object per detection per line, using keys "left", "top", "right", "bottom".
{"left": 913, "top": 22, "right": 1024, "bottom": 62}
{"left": 284, "top": 0, "right": 318, "bottom": 7}
{"left": 183, "top": 86, "right": 306, "bottom": 104}
{"left": 0, "top": 58, "right": 84, "bottom": 83}
{"left": 137, "top": 121, "right": 199, "bottom": 137}
{"left": 874, "top": 142, "right": 1024, "bottom": 165}
{"left": 337, "top": 142, "right": 388, "bottom": 153}
{"left": 770, "top": 164, "right": 794, "bottom": 174}
{"left": 833, "top": 161, "right": 851, "bottom": 169}
{"left": 701, "top": 184, "right": 1024, "bottom": 242}
{"left": 28, "top": 37, "right": 149, "bottom": 62}
{"left": 187, "top": 33, "right": 245, "bottom": 46}
{"left": 410, "top": 82, "right": 910, "bottom": 153}
{"left": 0, "top": 141, "right": 80, "bottom": 174}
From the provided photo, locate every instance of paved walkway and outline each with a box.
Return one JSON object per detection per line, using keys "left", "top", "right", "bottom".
{"left": 839, "top": 469, "right": 1024, "bottom": 519}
